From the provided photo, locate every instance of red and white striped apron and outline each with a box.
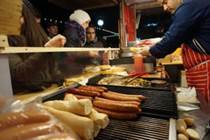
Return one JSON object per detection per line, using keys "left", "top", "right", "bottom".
{"left": 182, "top": 44, "right": 210, "bottom": 112}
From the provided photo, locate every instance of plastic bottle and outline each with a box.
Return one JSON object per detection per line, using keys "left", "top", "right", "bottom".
{"left": 133, "top": 54, "right": 145, "bottom": 75}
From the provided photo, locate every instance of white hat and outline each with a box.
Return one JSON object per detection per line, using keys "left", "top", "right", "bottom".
{"left": 69, "top": 9, "right": 91, "bottom": 25}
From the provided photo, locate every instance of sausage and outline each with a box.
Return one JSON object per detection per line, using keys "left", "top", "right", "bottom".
{"left": 106, "top": 91, "right": 146, "bottom": 100}
{"left": 78, "top": 86, "right": 105, "bottom": 93}
{"left": 93, "top": 99, "right": 141, "bottom": 113}
{"left": 101, "top": 92, "right": 140, "bottom": 102}
{"left": 0, "top": 122, "right": 62, "bottom": 140}
{"left": 0, "top": 111, "right": 50, "bottom": 131}
{"left": 68, "top": 88, "right": 100, "bottom": 97}
{"left": 95, "top": 97, "right": 141, "bottom": 106}
{"left": 94, "top": 107, "right": 138, "bottom": 120}
{"left": 66, "top": 93, "right": 93, "bottom": 101}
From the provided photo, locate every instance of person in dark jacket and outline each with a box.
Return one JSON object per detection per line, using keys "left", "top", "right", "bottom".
{"left": 140, "top": 0, "right": 210, "bottom": 112}
{"left": 64, "top": 9, "right": 91, "bottom": 47}
{"left": 85, "top": 25, "right": 107, "bottom": 48}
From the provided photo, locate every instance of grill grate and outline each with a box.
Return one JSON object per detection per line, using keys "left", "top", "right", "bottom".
{"left": 96, "top": 116, "right": 169, "bottom": 140}
{"left": 96, "top": 85, "right": 177, "bottom": 119}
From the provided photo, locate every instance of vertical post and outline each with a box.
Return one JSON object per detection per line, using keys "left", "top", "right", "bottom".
{"left": 119, "top": 0, "right": 126, "bottom": 49}
{"left": 132, "top": 4, "right": 137, "bottom": 40}
{"left": 0, "top": 55, "right": 13, "bottom": 97}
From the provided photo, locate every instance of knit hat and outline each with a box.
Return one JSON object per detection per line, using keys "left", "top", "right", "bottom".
{"left": 69, "top": 10, "right": 91, "bottom": 25}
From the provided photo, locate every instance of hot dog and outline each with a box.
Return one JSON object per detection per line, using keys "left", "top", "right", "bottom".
{"left": 78, "top": 86, "right": 105, "bottom": 93}
{"left": 94, "top": 107, "right": 138, "bottom": 120}
{"left": 106, "top": 91, "right": 146, "bottom": 100}
{"left": 101, "top": 92, "right": 140, "bottom": 102}
{"left": 0, "top": 111, "right": 50, "bottom": 131}
{"left": 68, "top": 88, "right": 100, "bottom": 97}
{"left": 94, "top": 97, "right": 141, "bottom": 106}
{"left": 93, "top": 99, "right": 141, "bottom": 113}
{"left": 0, "top": 122, "right": 62, "bottom": 140}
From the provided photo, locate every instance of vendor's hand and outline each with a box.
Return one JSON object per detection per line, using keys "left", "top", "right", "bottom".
{"left": 139, "top": 46, "right": 152, "bottom": 57}
{"left": 44, "top": 34, "right": 66, "bottom": 47}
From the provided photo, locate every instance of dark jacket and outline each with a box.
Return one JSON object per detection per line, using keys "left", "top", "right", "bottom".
{"left": 84, "top": 37, "right": 107, "bottom": 48}
{"left": 8, "top": 36, "right": 63, "bottom": 92}
{"left": 63, "top": 21, "right": 86, "bottom": 47}
{"left": 150, "top": 0, "right": 210, "bottom": 58}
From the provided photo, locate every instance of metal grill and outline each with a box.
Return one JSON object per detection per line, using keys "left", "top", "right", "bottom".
{"left": 102, "top": 85, "right": 177, "bottom": 119}
{"left": 96, "top": 116, "right": 169, "bottom": 140}
{"left": 87, "top": 74, "right": 171, "bottom": 91}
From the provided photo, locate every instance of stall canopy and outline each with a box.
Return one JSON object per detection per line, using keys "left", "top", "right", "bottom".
{"left": 125, "top": 0, "right": 162, "bottom": 11}
{"left": 48, "top": 0, "right": 120, "bottom": 10}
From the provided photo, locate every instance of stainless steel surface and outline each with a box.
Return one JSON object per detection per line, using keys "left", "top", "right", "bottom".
{"left": 169, "top": 118, "right": 176, "bottom": 140}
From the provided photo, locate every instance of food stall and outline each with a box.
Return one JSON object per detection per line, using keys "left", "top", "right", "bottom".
{"left": 0, "top": 0, "right": 209, "bottom": 140}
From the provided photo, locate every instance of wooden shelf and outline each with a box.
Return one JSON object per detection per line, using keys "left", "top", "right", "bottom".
{"left": 0, "top": 47, "right": 120, "bottom": 54}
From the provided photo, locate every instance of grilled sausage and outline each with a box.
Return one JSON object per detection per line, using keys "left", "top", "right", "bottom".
{"left": 68, "top": 88, "right": 101, "bottom": 97}
{"left": 94, "top": 107, "right": 138, "bottom": 120}
{"left": 101, "top": 92, "right": 140, "bottom": 102}
{"left": 78, "top": 86, "right": 105, "bottom": 93}
{"left": 0, "top": 123, "right": 62, "bottom": 140}
{"left": 0, "top": 111, "right": 50, "bottom": 131}
{"left": 106, "top": 91, "right": 146, "bottom": 100}
{"left": 94, "top": 97, "right": 141, "bottom": 106}
{"left": 93, "top": 99, "right": 141, "bottom": 113}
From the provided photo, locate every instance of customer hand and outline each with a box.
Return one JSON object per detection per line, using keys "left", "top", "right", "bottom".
{"left": 44, "top": 34, "right": 66, "bottom": 47}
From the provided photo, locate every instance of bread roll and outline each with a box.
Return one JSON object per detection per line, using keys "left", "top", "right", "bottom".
{"left": 43, "top": 99, "right": 92, "bottom": 116}
{"left": 177, "top": 119, "right": 187, "bottom": 133}
{"left": 44, "top": 106, "right": 94, "bottom": 140}
{"left": 64, "top": 94, "right": 78, "bottom": 101}
{"left": 89, "top": 109, "right": 109, "bottom": 129}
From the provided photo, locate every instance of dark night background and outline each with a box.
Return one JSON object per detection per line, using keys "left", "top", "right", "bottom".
{"left": 29, "top": 0, "right": 171, "bottom": 46}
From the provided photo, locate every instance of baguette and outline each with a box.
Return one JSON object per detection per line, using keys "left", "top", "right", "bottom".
{"left": 94, "top": 107, "right": 138, "bottom": 120}
{"left": 44, "top": 106, "right": 94, "bottom": 140}
{"left": 43, "top": 99, "right": 92, "bottom": 116}
{"left": 93, "top": 100, "right": 141, "bottom": 113}
{"left": 64, "top": 94, "right": 78, "bottom": 101}
{"left": 89, "top": 109, "right": 109, "bottom": 129}
{"left": 0, "top": 111, "right": 50, "bottom": 131}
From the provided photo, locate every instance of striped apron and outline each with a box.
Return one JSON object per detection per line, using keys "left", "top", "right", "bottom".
{"left": 182, "top": 42, "right": 210, "bottom": 112}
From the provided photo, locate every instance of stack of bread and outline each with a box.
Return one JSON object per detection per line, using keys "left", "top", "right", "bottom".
{"left": 177, "top": 116, "right": 200, "bottom": 140}
{"left": 43, "top": 94, "right": 109, "bottom": 140}
{"left": 66, "top": 85, "right": 145, "bottom": 120}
